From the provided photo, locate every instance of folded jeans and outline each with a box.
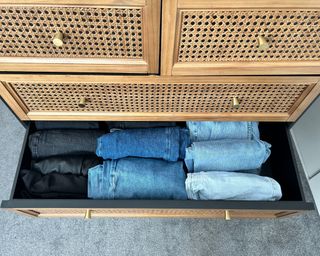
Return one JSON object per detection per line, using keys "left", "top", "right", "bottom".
{"left": 185, "top": 139, "right": 271, "bottom": 172}
{"left": 88, "top": 158, "right": 188, "bottom": 200}
{"left": 96, "top": 127, "right": 190, "bottom": 161}
{"left": 185, "top": 171, "right": 282, "bottom": 201}
{"left": 31, "top": 155, "right": 101, "bottom": 176}
{"left": 35, "top": 121, "right": 100, "bottom": 130}
{"left": 187, "top": 121, "right": 260, "bottom": 142}
{"left": 106, "top": 121, "right": 177, "bottom": 130}
{"left": 29, "top": 129, "right": 104, "bottom": 159}
{"left": 19, "top": 169, "right": 88, "bottom": 199}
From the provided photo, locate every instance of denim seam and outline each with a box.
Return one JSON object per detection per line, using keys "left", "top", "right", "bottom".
{"left": 268, "top": 177, "right": 277, "bottom": 200}
{"left": 109, "top": 160, "right": 117, "bottom": 199}
{"left": 165, "top": 128, "right": 170, "bottom": 161}
{"left": 248, "top": 122, "right": 252, "bottom": 140}
{"left": 185, "top": 175, "right": 194, "bottom": 199}
{"left": 193, "top": 122, "right": 198, "bottom": 142}
{"left": 33, "top": 133, "right": 40, "bottom": 159}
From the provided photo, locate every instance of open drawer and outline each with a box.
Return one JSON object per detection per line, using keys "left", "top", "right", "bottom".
{"left": 0, "top": 121, "right": 314, "bottom": 219}
{"left": 0, "top": 75, "right": 320, "bottom": 122}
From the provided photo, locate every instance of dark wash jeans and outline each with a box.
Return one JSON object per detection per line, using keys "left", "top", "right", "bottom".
{"left": 96, "top": 127, "right": 190, "bottom": 161}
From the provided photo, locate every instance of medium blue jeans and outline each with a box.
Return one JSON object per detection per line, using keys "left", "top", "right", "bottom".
{"left": 106, "top": 121, "right": 177, "bottom": 129}
{"left": 29, "top": 130, "right": 104, "bottom": 159}
{"left": 185, "top": 139, "right": 271, "bottom": 172}
{"left": 187, "top": 121, "right": 260, "bottom": 142}
{"left": 185, "top": 171, "right": 282, "bottom": 201}
{"left": 96, "top": 127, "right": 190, "bottom": 161}
{"left": 88, "top": 158, "right": 188, "bottom": 199}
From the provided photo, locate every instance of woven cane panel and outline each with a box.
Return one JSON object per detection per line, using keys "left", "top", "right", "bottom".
{"left": 10, "top": 82, "right": 310, "bottom": 113}
{"left": 177, "top": 10, "right": 320, "bottom": 62}
{"left": 0, "top": 6, "right": 143, "bottom": 59}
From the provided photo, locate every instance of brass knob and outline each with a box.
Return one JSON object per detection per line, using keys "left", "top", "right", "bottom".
{"left": 232, "top": 97, "right": 240, "bottom": 109}
{"left": 53, "top": 32, "right": 64, "bottom": 47}
{"left": 84, "top": 209, "right": 92, "bottom": 219}
{"left": 257, "top": 35, "right": 269, "bottom": 51}
{"left": 225, "top": 210, "right": 231, "bottom": 220}
{"left": 78, "top": 97, "right": 87, "bottom": 108}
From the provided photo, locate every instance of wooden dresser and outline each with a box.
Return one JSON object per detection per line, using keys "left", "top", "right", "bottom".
{"left": 0, "top": 0, "right": 319, "bottom": 219}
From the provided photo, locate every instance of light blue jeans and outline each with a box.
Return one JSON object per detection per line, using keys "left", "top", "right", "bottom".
{"left": 185, "top": 139, "right": 271, "bottom": 172}
{"left": 185, "top": 171, "right": 282, "bottom": 201}
{"left": 187, "top": 121, "right": 260, "bottom": 142}
{"left": 88, "top": 158, "right": 188, "bottom": 200}
{"left": 96, "top": 127, "right": 190, "bottom": 161}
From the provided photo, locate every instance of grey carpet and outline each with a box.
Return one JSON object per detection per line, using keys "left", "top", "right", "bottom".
{"left": 0, "top": 98, "right": 319, "bottom": 256}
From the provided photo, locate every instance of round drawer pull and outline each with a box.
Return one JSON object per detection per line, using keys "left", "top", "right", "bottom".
{"left": 225, "top": 210, "right": 231, "bottom": 220}
{"left": 232, "top": 97, "right": 240, "bottom": 109}
{"left": 53, "top": 32, "right": 64, "bottom": 47}
{"left": 257, "top": 35, "right": 269, "bottom": 51}
{"left": 84, "top": 209, "right": 92, "bottom": 219}
{"left": 78, "top": 97, "right": 87, "bottom": 108}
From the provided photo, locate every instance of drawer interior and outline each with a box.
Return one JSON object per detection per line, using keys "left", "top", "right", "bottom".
{"left": 10, "top": 122, "right": 304, "bottom": 202}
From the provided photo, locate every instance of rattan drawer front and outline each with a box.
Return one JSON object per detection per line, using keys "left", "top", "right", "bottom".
{"left": 1, "top": 75, "right": 319, "bottom": 121}
{"left": 162, "top": 0, "right": 320, "bottom": 75}
{"left": 12, "top": 208, "right": 297, "bottom": 218}
{"left": 177, "top": 10, "right": 319, "bottom": 63}
{"left": 0, "top": 0, "right": 160, "bottom": 73}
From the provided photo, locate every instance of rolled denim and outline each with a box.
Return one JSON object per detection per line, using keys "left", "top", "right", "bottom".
{"left": 106, "top": 121, "right": 176, "bottom": 129}
{"left": 31, "top": 155, "right": 101, "bottom": 176}
{"left": 29, "top": 130, "right": 104, "bottom": 159}
{"left": 88, "top": 158, "right": 188, "bottom": 199}
{"left": 96, "top": 127, "right": 190, "bottom": 161}
{"left": 187, "top": 121, "right": 260, "bottom": 142}
{"left": 35, "top": 121, "right": 99, "bottom": 130}
{"left": 185, "top": 139, "right": 271, "bottom": 172}
{"left": 185, "top": 171, "right": 282, "bottom": 201}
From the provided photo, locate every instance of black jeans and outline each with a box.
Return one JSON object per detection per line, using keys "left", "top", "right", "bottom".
{"left": 28, "top": 129, "right": 104, "bottom": 159}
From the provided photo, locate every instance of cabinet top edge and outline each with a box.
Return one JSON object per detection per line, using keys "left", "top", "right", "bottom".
{"left": 177, "top": 0, "right": 320, "bottom": 9}
{"left": 0, "top": 0, "right": 146, "bottom": 6}
{"left": 0, "top": 75, "right": 319, "bottom": 84}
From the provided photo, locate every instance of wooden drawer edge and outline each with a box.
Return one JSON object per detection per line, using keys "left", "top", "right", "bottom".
{"left": 26, "top": 112, "right": 290, "bottom": 122}
{"left": 172, "top": 62, "right": 320, "bottom": 76}
{"left": 5, "top": 208, "right": 303, "bottom": 219}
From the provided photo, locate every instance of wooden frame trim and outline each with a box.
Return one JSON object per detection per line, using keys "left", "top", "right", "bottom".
{"left": 144, "top": 0, "right": 161, "bottom": 74}
{"left": 172, "top": 62, "right": 320, "bottom": 76}
{"left": 6, "top": 208, "right": 302, "bottom": 219}
{"left": 161, "top": 0, "right": 178, "bottom": 75}
{"left": 0, "top": 0, "right": 146, "bottom": 6}
{"left": 0, "top": 82, "right": 29, "bottom": 120}
{"left": 288, "top": 79, "right": 320, "bottom": 121}
{"left": 8, "top": 209, "right": 40, "bottom": 217}
{"left": 27, "top": 112, "right": 290, "bottom": 122}
{"left": 177, "top": 0, "right": 320, "bottom": 8}
{"left": 0, "top": 64, "right": 149, "bottom": 73}
{"left": 1, "top": 74, "right": 318, "bottom": 84}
